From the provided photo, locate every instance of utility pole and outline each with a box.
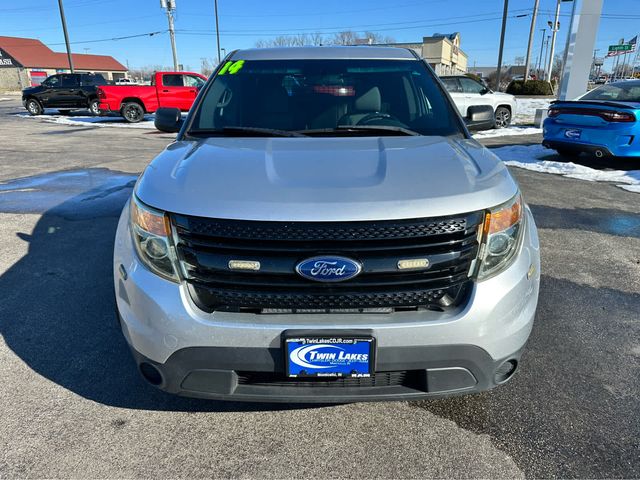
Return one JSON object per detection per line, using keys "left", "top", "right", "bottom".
{"left": 214, "top": 0, "right": 221, "bottom": 63}
{"left": 523, "top": 0, "right": 540, "bottom": 83}
{"left": 57, "top": 0, "right": 74, "bottom": 72}
{"left": 495, "top": 0, "right": 509, "bottom": 91}
{"left": 543, "top": 36, "right": 550, "bottom": 77}
{"left": 536, "top": 28, "right": 546, "bottom": 77}
{"left": 161, "top": 0, "right": 179, "bottom": 71}
{"left": 545, "top": 0, "right": 561, "bottom": 81}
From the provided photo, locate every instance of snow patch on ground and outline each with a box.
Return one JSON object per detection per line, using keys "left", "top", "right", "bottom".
{"left": 473, "top": 126, "right": 541, "bottom": 139}
{"left": 0, "top": 97, "right": 11, "bottom": 101}
{"left": 513, "top": 97, "right": 552, "bottom": 125}
{"left": 16, "top": 112, "right": 156, "bottom": 129}
{"left": 493, "top": 144, "right": 640, "bottom": 193}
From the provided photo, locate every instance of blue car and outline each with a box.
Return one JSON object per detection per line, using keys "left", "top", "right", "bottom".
{"left": 543, "top": 80, "right": 640, "bottom": 159}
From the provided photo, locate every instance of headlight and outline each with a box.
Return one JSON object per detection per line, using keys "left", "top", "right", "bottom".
{"left": 130, "top": 196, "right": 179, "bottom": 282}
{"left": 477, "top": 194, "right": 524, "bottom": 280}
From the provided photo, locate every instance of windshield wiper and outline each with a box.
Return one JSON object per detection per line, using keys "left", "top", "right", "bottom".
{"left": 297, "top": 125, "right": 422, "bottom": 136}
{"left": 187, "top": 126, "right": 307, "bottom": 137}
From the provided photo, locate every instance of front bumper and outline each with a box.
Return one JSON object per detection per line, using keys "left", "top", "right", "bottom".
{"left": 98, "top": 102, "right": 112, "bottom": 115}
{"left": 114, "top": 203, "right": 540, "bottom": 402}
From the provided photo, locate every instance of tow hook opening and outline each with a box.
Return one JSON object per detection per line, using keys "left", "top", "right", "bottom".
{"left": 494, "top": 359, "right": 518, "bottom": 384}
{"left": 139, "top": 362, "right": 163, "bottom": 386}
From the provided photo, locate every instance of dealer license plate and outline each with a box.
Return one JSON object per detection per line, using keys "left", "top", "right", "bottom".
{"left": 285, "top": 336, "right": 375, "bottom": 378}
{"left": 564, "top": 128, "right": 582, "bottom": 139}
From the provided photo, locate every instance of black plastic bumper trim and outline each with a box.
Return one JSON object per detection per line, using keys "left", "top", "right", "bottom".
{"left": 126, "top": 340, "right": 524, "bottom": 403}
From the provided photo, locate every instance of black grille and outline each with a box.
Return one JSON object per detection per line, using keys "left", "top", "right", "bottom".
{"left": 237, "top": 370, "right": 423, "bottom": 388}
{"left": 172, "top": 212, "right": 483, "bottom": 312}
{"left": 184, "top": 217, "right": 469, "bottom": 242}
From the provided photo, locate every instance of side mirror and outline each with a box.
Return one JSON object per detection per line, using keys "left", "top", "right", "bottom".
{"left": 465, "top": 105, "right": 495, "bottom": 131}
{"left": 480, "top": 87, "right": 490, "bottom": 95}
{"left": 154, "top": 107, "right": 183, "bottom": 133}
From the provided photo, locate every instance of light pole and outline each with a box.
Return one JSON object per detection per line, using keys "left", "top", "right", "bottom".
{"left": 545, "top": 0, "right": 562, "bottom": 82}
{"left": 536, "top": 28, "right": 546, "bottom": 77}
{"left": 214, "top": 0, "right": 221, "bottom": 64}
{"left": 495, "top": 0, "right": 509, "bottom": 91}
{"left": 57, "top": 0, "right": 74, "bottom": 72}
{"left": 523, "top": 0, "right": 541, "bottom": 83}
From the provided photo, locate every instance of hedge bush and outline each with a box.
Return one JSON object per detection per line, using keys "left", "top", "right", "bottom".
{"left": 506, "top": 79, "right": 554, "bottom": 95}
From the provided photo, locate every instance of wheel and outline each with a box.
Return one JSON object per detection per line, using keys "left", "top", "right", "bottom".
{"left": 494, "top": 106, "right": 511, "bottom": 129}
{"left": 25, "top": 98, "right": 43, "bottom": 116}
{"left": 88, "top": 99, "right": 100, "bottom": 116}
{"left": 121, "top": 102, "right": 145, "bottom": 123}
{"left": 58, "top": 109, "right": 72, "bottom": 115}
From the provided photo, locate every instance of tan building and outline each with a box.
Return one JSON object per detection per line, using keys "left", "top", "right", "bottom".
{"left": 376, "top": 33, "right": 468, "bottom": 76}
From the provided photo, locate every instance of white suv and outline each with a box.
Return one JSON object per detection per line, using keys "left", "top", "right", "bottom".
{"left": 441, "top": 75, "right": 517, "bottom": 128}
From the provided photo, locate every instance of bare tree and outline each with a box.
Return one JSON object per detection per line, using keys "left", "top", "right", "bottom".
{"left": 200, "top": 58, "right": 218, "bottom": 76}
{"left": 255, "top": 30, "right": 395, "bottom": 48}
{"left": 362, "top": 31, "right": 396, "bottom": 44}
{"left": 255, "top": 33, "right": 326, "bottom": 48}
{"left": 331, "top": 31, "right": 359, "bottom": 45}
{"left": 514, "top": 56, "right": 525, "bottom": 66}
{"left": 128, "top": 65, "right": 171, "bottom": 83}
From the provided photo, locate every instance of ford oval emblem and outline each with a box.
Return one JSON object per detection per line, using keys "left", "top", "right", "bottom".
{"left": 295, "top": 256, "right": 362, "bottom": 282}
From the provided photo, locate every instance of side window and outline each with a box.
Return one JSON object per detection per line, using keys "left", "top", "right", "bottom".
{"left": 60, "top": 74, "right": 79, "bottom": 88}
{"left": 162, "top": 74, "right": 184, "bottom": 87}
{"left": 81, "top": 74, "right": 96, "bottom": 86}
{"left": 90, "top": 74, "right": 107, "bottom": 86}
{"left": 441, "top": 77, "right": 461, "bottom": 93}
{"left": 459, "top": 77, "right": 486, "bottom": 94}
{"left": 184, "top": 75, "right": 205, "bottom": 87}
{"left": 44, "top": 75, "right": 60, "bottom": 87}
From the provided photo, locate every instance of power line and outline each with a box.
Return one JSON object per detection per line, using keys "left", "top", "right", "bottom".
{"left": 46, "top": 30, "right": 167, "bottom": 46}
{"left": 180, "top": 0, "right": 447, "bottom": 18}
{"left": 177, "top": 9, "right": 531, "bottom": 34}
{"left": 177, "top": 13, "right": 530, "bottom": 38}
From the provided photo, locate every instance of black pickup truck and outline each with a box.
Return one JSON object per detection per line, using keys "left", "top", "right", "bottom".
{"left": 22, "top": 73, "right": 107, "bottom": 116}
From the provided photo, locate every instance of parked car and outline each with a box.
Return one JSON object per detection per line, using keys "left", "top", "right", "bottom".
{"left": 97, "top": 71, "right": 207, "bottom": 123}
{"left": 114, "top": 47, "right": 540, "bottom": 403}
{"left": 22, "top": 73, "right": 106, "bottom": 116}
{"left": 440, "top": 75, "right": 517, "bottom": 128}
{"left": 543, "top": 80, "right": 640, "bottom": 158}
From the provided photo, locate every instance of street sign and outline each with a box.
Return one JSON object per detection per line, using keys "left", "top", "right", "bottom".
{"left": 608, "top": 44, "right": 632, "bottom": 52}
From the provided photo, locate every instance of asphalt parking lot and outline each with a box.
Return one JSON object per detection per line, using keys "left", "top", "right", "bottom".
{"left": 0, "top": 97, "right": 638, "bottom": 478}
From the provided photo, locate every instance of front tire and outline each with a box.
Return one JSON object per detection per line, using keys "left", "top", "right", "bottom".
{"left": 121, "top": 102, "right": 144, "bottom": 123}
{"left": 88, "top": 99, "right": 101, "bottom": 116}
{"left": 494, "top": 106, "right": 511, "bottom": 129}
{"left": 26, "top": 98, "right": 43, "bottom": 116}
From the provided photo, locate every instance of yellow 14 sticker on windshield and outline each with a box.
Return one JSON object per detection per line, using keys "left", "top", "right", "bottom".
{"left": 218, "top": 60, "right": 245, "bottom": 75}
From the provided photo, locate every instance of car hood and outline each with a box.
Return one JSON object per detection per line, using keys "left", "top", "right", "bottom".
{"left": 136, "top": 136, "right": 517, "bottom": 222}
{"left": 492, "top": 91, "right": 515, "bottom": 100}
{"left": 22, "top": 86, "right": 40, "bottom": 95}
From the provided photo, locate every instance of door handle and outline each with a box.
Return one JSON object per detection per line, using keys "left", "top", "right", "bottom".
{"left": 162, "top": 89, "right": 170, "bottom": 92}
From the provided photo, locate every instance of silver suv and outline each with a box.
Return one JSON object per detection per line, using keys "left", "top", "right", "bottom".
{"left": 114, "top": 47, "right": 540, "bottom": 402}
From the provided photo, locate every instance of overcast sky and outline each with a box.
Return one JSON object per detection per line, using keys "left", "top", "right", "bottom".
{"left": 1, "top": 0, "right": 638, "bottom": 72}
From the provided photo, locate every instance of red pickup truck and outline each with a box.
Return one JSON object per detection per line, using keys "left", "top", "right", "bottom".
{"left": 97, "top": 71, "right": 207, "bottom": 123}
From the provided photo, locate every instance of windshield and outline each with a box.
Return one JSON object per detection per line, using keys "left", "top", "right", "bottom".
{"left": 581, "top": 81, "right": 640, "bottom": 102}
{"left": 189, "top": 59, "right": 462, "bottom": 137}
